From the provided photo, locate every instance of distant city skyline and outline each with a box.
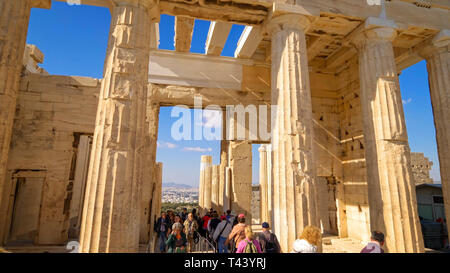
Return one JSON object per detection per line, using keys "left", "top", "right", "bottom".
{"left": 26, "top": 2, "right": 442, "bottom": 188}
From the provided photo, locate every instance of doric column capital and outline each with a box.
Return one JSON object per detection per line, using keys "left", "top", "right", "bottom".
{"left": 419, "top": 29, "right": 450, "bottom": 58}
{"left": 266, "top": 14, "right": 311, "bottom": 36}
{"left": 258, "top": 145, "right": 267, "bottom": 153}
{"left": 351, "top": 17, "right": 398, "bottom": 48}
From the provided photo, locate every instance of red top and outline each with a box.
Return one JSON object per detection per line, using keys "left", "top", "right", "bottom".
{"left": 202, "top": 216, "right": 210, "bottom": 229}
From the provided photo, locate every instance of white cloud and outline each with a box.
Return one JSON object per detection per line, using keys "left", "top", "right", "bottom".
{"left": 183, "top": 147, "right": 213, "bottom": 152}
{"left": 157, "top": 141, "right": 177, "bottom": 149}
{"left": 402, "top": 98, "right": 412, "bottom": 105}
{"left": 195, "top": 110, "right": 222, "bottom": 128}
{"left": 203, "top": 110, "right": 222, "bottom": 128}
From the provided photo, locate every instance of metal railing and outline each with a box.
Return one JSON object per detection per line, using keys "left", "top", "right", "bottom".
{"left": 192, "top": 231, "right": 216, "bottom": 253}
{"left": 146, "top": 231, "right": 216, "bottom": 253}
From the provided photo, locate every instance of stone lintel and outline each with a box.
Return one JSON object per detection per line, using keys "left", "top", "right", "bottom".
{"left": 31, "top": 0, "right": 51, "bottom": 9}
{"left": 269, "top": 3, "right": 320, "bottom": 18}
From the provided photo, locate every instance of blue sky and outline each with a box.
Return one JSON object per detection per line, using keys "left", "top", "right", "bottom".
{"left": 26, "top": 1, "right": 441, "bottom": 186}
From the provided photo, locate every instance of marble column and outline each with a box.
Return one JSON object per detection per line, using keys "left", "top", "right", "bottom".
{"left": 259, "top": 145, "right": 269, "bottom": 224}
{"left": 228, "top": 140, "right": 252, "bottom": 221}
{"left": 199, "top": 159, "right": 204, "bottom": 211}
{"left": 218, "top": 140, "right": 229, "bottom": 213}
{"left": 268, "top": 14, "right": 320, "bottom": 253}
{"left": 79, "top": 1, "right": 158, "bottom": 253}
{"left": 0, "top": 0, "right": 40, "bottom": 221}
{"left": 421, "top": 30, "right": 450, "bottom": 238}
{"left": 149, "top": 162, "right": 163, "bottom": 252}
{"left": 223, "top": 167, "right": 232, "bottom": 213}
{"left": 266, "top": 144, "right": 274, "bottom": 230}
{"left": 200, "top": 155, "right": 212, "bottom": 214}
{"left": 211, "top": 165, "right": 220, "bottom": 212}
{"left": 352, "top": 17, "right": 424, "bottom": 253}
{"left": 139, "top": 97, "right": 160, "bottom": 244}
{"left": 219, "top": 110, "right": 229, "bottom": 214}
{"left": 154, "top": 162, "right": 163, "bottom": 223}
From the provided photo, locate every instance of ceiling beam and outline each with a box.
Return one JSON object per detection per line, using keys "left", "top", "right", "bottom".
{"left": 174, "top": 16, "right": 195, "bottom": 52}
{"left": 307, "top": 35, "right": 334, "bottom": 62}
{"left": 205, "top": 22, "right": 233, "bottom": 56}
{"left": 325, "top": 46, "right": 357, "bottom": 69}
{"left": 159, "top": 1, "right": 267, "bottom": 26}
{"left": 235, "top": 26, "right": 264, "bottom": 59}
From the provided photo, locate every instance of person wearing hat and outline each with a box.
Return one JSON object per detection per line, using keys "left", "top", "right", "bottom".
{"left": 257, "top": 222, "right": 281, "bottom": 253}
{"left": 225, "top": 213, "right": 247, "bottom": 252}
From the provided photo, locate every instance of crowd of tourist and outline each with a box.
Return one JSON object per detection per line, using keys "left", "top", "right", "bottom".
{"left": 154, "top": 207, "right": 386, "bottom": 253}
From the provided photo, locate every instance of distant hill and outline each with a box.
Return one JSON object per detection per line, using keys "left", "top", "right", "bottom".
{"left": 163, "top": 182, "right": 193, "bottom": 189}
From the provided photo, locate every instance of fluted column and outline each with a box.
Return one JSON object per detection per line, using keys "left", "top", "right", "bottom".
{"left": 211, "top": 165, "right": 220, "bottom": 212}
{"left": 266, "top": 144, "right": 274, "bottom": 230}
{"left": 0, "top": 0, "right": 33, "bottom": 220}
{"left": 268, "top": 14, "right": 319, "bottom": 253}
{"left": 352, "top": 18, "right": 424, "bottom": 253}
{"left": 259, "top": 145, "right": 269, "bottom": 224}
{"left": 223, "top": 167, "right": 232, "bottom": 212}
{"left": 229, "top": 140, "right": 252, "bottom": 220}
{"left": 199, "top": 159, "right": 204, "bottom": 210}
{"left": 153, "top": 162, "right": 163, "bottom": 223}
{"left": 200, "top": 155, "right": 212, "bottom": 214}
{"left": 79, "top": 1, "right": 157, "bottom": 253}
{"left": 421, "top": 30, "right": 450, "bottom": 238}
{"left": 218, "top": 140, "right": 229, "bottom": 213}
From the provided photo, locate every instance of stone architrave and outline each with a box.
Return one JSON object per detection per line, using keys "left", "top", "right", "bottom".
{"left": 421, "top": 29, "right": 450, "bottom": 239}
{"left": 268, "top": 14, "right": 320, "bottom": 253}
{"left": 352, "top": 17, "right": 424, "bottom": 253}
{"left": 79, "top": 1, "right": 158, "bottom": 253}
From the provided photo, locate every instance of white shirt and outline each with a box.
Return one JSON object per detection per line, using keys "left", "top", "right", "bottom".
{"left": 213, "top": 219, "right": 233, "bottom": 241}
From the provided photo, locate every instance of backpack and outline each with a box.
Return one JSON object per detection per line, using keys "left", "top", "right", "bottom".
{"left": 244, "top": 240, "right": 258, "bottom": 253}
{"left": 265, "top": 233, "right": 276, "bottom": 253}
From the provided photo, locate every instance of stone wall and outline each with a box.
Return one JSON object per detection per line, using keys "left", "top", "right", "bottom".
{"left": 336, "top": 57, "right": 371, "bottom": 242}
{"left": 0, "top": 73, "right": 100, "bottom": 244}
{"left": 411, "top": 152, "right": 434, "bottom": 185}
{"left": 251, "top": 184, "right": 260, "bottom": 224}
{"left": 310, "top": 71, "right": 342, "bottom": 235}
{"left": 310, "top": 72, "right": 341, "bottom": 179}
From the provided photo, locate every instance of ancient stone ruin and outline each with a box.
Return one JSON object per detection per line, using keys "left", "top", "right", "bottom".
{"left": 0, "top": 0, "right": 448, "bottom": 253}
